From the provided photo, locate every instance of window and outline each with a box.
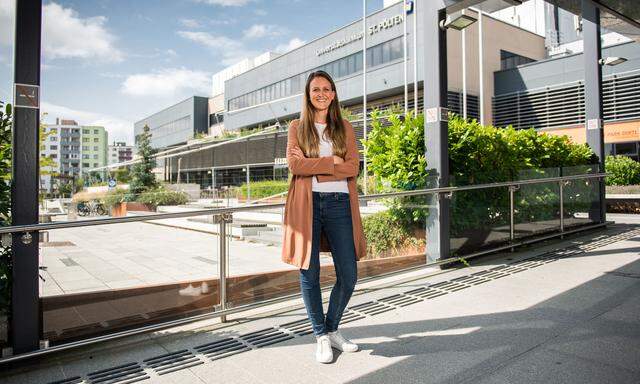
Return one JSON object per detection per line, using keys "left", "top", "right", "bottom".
{"left": 72, "top": 129, "right": 79, "bottom": 134}
{"left": 83, "top": 138, "right": 89, "bottom": 142}
{"left": 82, "top": 146, "right": 89, "bottom": 151}
{"left": 40, "top": 145, "right": 45, "bottom": 150}
{"left": 50, "top": 136, "right": 57, "bottom": 141}
{"left": 83, "top": 129, "right": 89, "bottom": 134}
{"left": 93, "top": 163, "right": 98, "bottom": 167}
{"left": 50, "top": 145, "right": 57, "bottom": 150}
{"left": 500, "top": 50, "right": 535, "bottom": 70}
{"left": 62, "top": 128, "right": 69, "bottom": 134}
{"left": 51, "top": 154, "right": 57, "bottom": 159}
{"left": 83, "top": 163, "right": 90, "bottom": 168}
{"left": 94, "top": 138, "right": 99, "bottom": 142}
{"left": 94, "top": 129, "right": 99, "bottom": 134}
{"left": 62, "top": 145, "right": 69, "bottom": 151}
{"left": 93, "top": 155, "right": 98, "bottom": 159}
{"left": 94, "top": 146, "right": 98, "bottom": 151}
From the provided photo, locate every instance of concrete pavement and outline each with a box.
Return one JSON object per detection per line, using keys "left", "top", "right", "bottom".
{"left": 3, "top": 215, "right": 640, "bottom": 383}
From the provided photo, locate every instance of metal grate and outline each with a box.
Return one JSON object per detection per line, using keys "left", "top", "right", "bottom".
{"left": 279, "top": 318, "right": 314, "bottom": 336}
{"left": 49, "top": 378, "right": 84, "bottom": 384}
{"left": 349, "top": 301, "right": 395, "bottom": 316}
{"left": 86, "top": 362, "right": 148, "bottom": 384}
{"left": 194, "top": 337, "right": 251, "bottom": 361}
{"left": 143, "top": 350, "right": 203, "bottom": 376}
{"left": 404, "top": 286, "right": 448, "bottom": 299}
{"left": 377, "top": 293, "right": 423, "bottom": 307}
{"left": 241, "top": 327, "right": 294, "bottom": 348}
{"left": 429, "top": 280, "right": 470, "bottom": 292}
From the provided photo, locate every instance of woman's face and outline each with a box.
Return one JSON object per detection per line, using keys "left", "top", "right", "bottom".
{"left": 308, "top": 76, "right": 335, "bottom": 112}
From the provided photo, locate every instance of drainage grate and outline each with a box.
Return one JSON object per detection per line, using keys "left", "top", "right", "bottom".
{"left": 194, "top": 337, "right": 251, "bottom": 361}
{"left": 49, "top": 377, "right": 84, "bottom": 384}
{"left": 349, "top": 301, "right": 395, "bottom": 316}
{"left": 429, "top": 280, "right": 469, "bottom": 292}
{"left": 405, "top": 286, "right": 448, "bottom": 299}
{"left": 143, "top": 349, "right": 203, "bottom": 376}
{"left": 280, "top": 318, "right": 314, "bottom": 336}
{"left": 377, "top": 293, "right": 423, "bottom": 307}
{"left": 450, "top": 275, "right": 491, "bottom": 286}
{"left": 490, "top": 265, "right": 528, "bottom": 275}
{"left": 60, "top": 258, "right": 79, "bottom": 267}
{"left": 340, "top": 310, "right": 366, "bottom": 324}
{"left": 241, "top": 327, "right": 293, "bottom": 348}
{"left": 86, "top": 362, "right": 148, "bottom": 384}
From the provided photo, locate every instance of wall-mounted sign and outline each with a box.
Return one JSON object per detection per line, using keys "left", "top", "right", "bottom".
{"left": 13, "top": 83, "right": 40, "bottom": 109}
{"left": 316, "top": 13, "right": 404, "bottom": 56}
{"left": 274, "top": 157, "right": 288, "bottom": 166}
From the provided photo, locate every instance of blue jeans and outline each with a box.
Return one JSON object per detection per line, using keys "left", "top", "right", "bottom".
{"left": 299, "top": 191, "right": 358, "bottom": 337}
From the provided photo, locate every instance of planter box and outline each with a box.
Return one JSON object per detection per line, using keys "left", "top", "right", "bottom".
{"left": 111, "top": 202, "right": 155, "bottom": 217}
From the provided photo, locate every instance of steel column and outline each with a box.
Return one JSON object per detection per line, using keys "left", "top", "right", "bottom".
{"left": 11, "top": 0, "right": 42, "bottom": 354}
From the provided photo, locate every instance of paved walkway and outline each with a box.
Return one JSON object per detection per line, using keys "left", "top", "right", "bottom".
{"left": 4, "top": 216, "right": 640, "bottom": 383}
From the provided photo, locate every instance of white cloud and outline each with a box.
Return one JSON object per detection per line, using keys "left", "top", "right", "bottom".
{"left": 41, "top": 102, "right": 134, "bottom": 144}
{"left": 179, "top": 18, "right": 202, "bottom": 28}
{"left": 194, "top": 0, "right": 255, "bottom": 6}
{"left": 253, "top": 9, "right": 267, "bottom": 16}
{"left": 244, "top": 24, "right": 287, "bottom": 39}
{"left": 0, "top": 0, "right": 15, "bottom": 46}
{"left": 177, "top": 30, "right": 257, "bottom": 65}
{"left": 275, "top": 38, "right": 305, "bottom": 54}
{"left": 42, "top": 2, "right": 123, "bottom": 62}
{"left": 121, "top": 68, "right": 211, "bottom": 98}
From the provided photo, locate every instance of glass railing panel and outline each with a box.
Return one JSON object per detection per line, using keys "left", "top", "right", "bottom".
{"left": 225, "top": 190, "right": 432, "bottom": 307}
{"left": 39, "top": 212, "right": 220, "bottom": 345}
{"left": 514, "top": 168, "right": 561, "bottom": 239}
{"left": 562, "top": 164, "right": 601, "bottom": 228}
{"left": 450, "top": 185, "right": 511, "bottom": 256}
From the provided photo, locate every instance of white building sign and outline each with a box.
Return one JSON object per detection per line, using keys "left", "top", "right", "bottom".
{"left": 316, "top": 14, "right": 404, "bottom": 56}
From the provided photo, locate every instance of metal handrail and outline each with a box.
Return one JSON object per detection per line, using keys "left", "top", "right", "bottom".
{"left": 0, "top": 172, "right": 607, "bottom": 235}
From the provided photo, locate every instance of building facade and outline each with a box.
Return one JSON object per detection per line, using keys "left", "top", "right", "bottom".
{"left": 108, "top": 142, "right": 135, "bottom": 165}
{"left": 134, "top": 96, "right": 209, "bottom": 149}
{"left": 493, "top": 41, "right": 640, "bottom": 158}
{"left": 81, "top": 126, "right": 108, "bottom": 171}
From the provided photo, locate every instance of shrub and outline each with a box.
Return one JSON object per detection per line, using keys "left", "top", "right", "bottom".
{"left": 136, "top": 188, "right": 189, "bottom": 208}
{"left": 237, "top": 180, "right": 288, "bottom": 199}
{"left": 0, "top": 102, "right": 12, "bottom": 320}
{"left": 364, "top": 112, "right": 595, "bottom": 254}
{"left": 362, "top": 211, "right": 424, "bottom": 259}
{"left": 605, "top": 155, "right": 640, "bottom": 186}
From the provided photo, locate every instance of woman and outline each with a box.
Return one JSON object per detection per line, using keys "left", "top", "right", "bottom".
{"left": 282, "top": 70, "right": 367, "bottom": 363}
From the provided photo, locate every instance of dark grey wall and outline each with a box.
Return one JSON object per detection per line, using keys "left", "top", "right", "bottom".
{"left": 494, "top": 41, "right": 640, "bottom": 95}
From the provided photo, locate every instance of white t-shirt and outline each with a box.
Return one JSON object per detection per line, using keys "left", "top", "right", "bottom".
{"left": 311, "top": 122, "right": 349, "bottom": 193}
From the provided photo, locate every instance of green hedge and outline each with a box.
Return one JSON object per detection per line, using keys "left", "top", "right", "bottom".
{"left": 362, "top": 211, "right": 424, "bottom": 259}
{"left": 364, "top": 112, "right": 596, "bottom": 255}
{"left": 237, "top": 180, "right": 289, "bottom": 199}
{"left": 605, "top": 155, "right": 640, "bottom": 186}
{"left": 101, "top": 187, "right": 189, "bottom": 208}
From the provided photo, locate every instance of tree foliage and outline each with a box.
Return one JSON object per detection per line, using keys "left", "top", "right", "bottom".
{"left": 129, "top": 125, "right": 157, "bottom": 197}
{"left": 364, "top": 112, "right": 596, "bottom": 255}
{"left": 605, "top": 155, "right": 640, "bottom": 186}
{"left": 0, "top": 101, "right": 12, "bottom": 318}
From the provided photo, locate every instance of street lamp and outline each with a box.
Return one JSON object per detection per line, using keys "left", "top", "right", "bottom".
{"left": 599, "top": 56, "right": 627, "bottom": 66}
{"left": 440, "top": 11, "right": 477, "bottom": 30}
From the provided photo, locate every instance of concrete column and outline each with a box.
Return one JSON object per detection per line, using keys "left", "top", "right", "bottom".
{"left": 582, "top": 0, "right": 606, "bottom": 223}
{"left": 423, "top": 1, "right": 450, "bottom": 263}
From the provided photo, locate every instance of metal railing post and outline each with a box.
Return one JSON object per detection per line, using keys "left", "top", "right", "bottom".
{"left": 214, "top": 213, "right": 232, "bottom": 323}
{"left": 509, "top": 185, "right": 519, "bottom": 251}
{"left": 559, "top": 180, "right": 565, "bottom": 238}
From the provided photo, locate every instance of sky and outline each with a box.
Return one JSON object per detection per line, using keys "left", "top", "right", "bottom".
{"left": 0, "top": 0, "right": 384, "bottom": 144}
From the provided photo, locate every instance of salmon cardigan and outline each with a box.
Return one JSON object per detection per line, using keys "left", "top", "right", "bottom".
{"left": 281, "top": 119, "right": 367, "bottom": 270}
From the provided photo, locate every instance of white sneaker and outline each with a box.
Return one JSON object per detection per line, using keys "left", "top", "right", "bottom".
{"left": 315, "top": 335, "right": 333, "bottom": 363}
{"left": 328, "top": 331, "right": 359, "bottom": 352}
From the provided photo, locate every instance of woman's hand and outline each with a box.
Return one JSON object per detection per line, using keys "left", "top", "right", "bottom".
{"left": 333, "top": 155, "right": 344, "bottom": 165}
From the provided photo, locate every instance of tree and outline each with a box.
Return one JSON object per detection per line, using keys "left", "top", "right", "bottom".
{"left": 129, "top": 125, "right": 157, "bottom": 196}
{"left": 0, "top": 101, "right": 13, "bottom": 321}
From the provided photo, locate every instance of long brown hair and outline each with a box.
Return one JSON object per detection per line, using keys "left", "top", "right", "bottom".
{"left": 297, "top": 71, "right": 347, "bottom": 158}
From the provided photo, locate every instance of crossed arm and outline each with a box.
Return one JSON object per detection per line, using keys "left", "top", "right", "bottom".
{"left": 286, "top": 120, "right": 360, "bottom": 181}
